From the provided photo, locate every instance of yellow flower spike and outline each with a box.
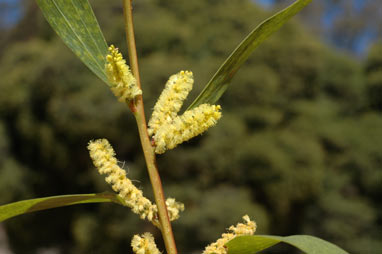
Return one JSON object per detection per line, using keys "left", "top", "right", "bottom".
{"left": 87, "top": 139, "right": 158, "bottom": 225}
{"left": 147, "top": 71, "right": 222, "bottom": 154}
{"left": 203, "top": 215, "right": 256, "bottom": 254}
{"left": 148, "top": 70, "right": 194, "bottom": 136}
{"left": 105, "top": 45, "right": 142, "bottom": 103}
{"left": 131, "top": 233, "right": 160, "bottom": 254}
{"left": 153, "top": 103, "right": 222, "bottom": 154}
{"left": 87, "top": 139, "right": 185, "bottom": 225}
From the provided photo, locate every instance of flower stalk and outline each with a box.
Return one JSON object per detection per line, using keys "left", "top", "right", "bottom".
{"left": 122, "top": 1, "right": 178, "bottom": 254}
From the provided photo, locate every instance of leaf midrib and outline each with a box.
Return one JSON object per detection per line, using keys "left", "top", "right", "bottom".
{"left": 70, "top": 0, "right": 106, "bottom": 64}
{"left": 51, "top": 0, "right": 104, "bottom": 72}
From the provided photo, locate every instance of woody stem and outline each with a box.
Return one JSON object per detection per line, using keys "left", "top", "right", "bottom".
{"left": 122, "top": 1, "right": 178, "bottom": 254}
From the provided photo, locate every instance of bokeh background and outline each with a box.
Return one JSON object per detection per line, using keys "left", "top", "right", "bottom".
{"left": 0, "top": 0, "right": 381, "bottom": 253}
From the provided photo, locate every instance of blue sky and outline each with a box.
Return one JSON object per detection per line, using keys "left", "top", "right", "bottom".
{"left": 0, "top": 0, "right": 21, "bottom": 27}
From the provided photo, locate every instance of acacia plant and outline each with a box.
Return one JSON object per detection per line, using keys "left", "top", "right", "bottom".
{"left": 0, "top": 0, "right": 350, "bottom": 253}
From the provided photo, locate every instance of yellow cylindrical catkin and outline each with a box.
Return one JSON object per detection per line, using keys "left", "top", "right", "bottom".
{"left": 87, "top": 139, "right": 184, "bottom": 226}
{"left": 88, "top": 139, "right": 157, "bottom": 223}
{"left": 148, "top": 70, "right": 193, "bottom": 136}
{"left": 106, "top": 45, "right": 142, "bottom": 102}
{"left": 153, "top": 104, "right": 222, "bottom": 154}
{"left": 203, "top": 215, "right": 256, "bottom": 254}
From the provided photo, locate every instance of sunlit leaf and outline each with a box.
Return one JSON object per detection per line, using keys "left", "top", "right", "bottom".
{"left": 187, "top": 0, "right": 312, "bottom": 109}
{"left": 36, "top": 0, "right": 109, "bottom": 84}
{"left": 0, "top": 193, "right": 125, "bottom": 222}
{"left": 226, "top": 235, "right": 349, "bottom": 254}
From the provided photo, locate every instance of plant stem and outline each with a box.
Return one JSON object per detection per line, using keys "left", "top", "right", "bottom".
{"left": 122, "top": 1, "right": 178, "bottom": 254}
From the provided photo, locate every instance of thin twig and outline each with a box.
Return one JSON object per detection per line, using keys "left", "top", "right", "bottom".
{"left": 122, "top": 1, "right": 178, "bottom": 254}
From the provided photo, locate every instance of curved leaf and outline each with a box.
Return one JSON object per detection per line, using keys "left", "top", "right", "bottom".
{"left": 36, "top": 0, "right": 109, "bottom": 84}
{"left": 226, "top": 235, "right": 349, "bottom": 254}
{"left": 187, "top": 0, "right": 312, "bottom": 109}
{"left": 0, "top": 193, "right": 125, "bottom": 222}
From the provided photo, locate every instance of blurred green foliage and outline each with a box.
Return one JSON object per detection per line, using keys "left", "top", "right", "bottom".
{"left": 0, "top": 0, "right": 381, "bottom": 253}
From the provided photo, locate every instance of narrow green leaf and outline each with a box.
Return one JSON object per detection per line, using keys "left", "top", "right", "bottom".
{"left": 227, "top": 235, "right": 279, "bottom": 254}
{"left": 226, "top": 235, "right": 349, "bottom": 254}
{"left": 36, "top": 0, "right": 109, "bottom": 84}
{"left": 187, "top": 0, "right": 312, "bottom": 109}
{"left": 0, "top": 193, "right": 124, "bottom": 222}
